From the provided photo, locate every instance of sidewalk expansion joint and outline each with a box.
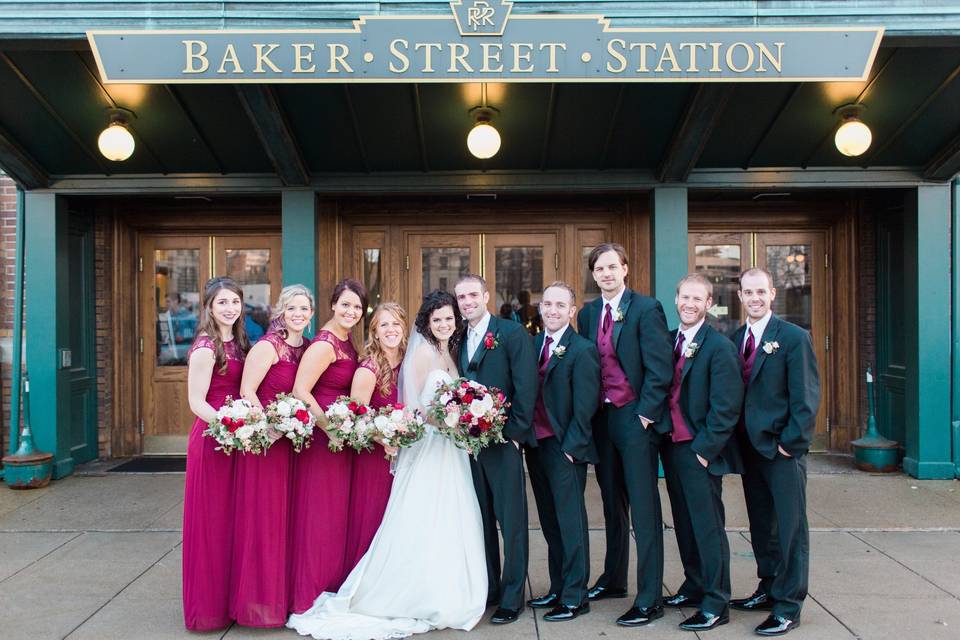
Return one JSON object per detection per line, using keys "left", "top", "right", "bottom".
{"left": 849, "top": 531, "right": 960, "bottom": 601}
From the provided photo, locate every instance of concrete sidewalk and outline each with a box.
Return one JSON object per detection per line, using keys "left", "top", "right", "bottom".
{"left": 1, "top": 456, "right": 959, "bottom": 640}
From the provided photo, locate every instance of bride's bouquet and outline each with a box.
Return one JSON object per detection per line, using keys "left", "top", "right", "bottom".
{"left": 264, "top": 393, "right": 316, "bottom": 452}
{"left": 203, "top": 396, "right": 271, "bottom": 455}
{"left": 370, "top": 403, "right": 427, "bottom": 458}
{"left": 428, "top": 378, "right": 510, "bottom": 457}
{"left": 324, "top": 396, "right": 375, "bottom": 452}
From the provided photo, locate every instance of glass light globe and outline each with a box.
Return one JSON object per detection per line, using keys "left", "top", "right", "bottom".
{"left": 834, "top": 119, "right": 872, "bottom": 157}
{"left": 467, "top": 122, "right": 501, "bottom": 159}
{"left": 98, "top": 122, "right": 135, "bottom": 161}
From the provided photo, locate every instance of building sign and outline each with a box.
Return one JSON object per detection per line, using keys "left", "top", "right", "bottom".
{"left": 88, "top": 1, "right": 883, "bottom": 84}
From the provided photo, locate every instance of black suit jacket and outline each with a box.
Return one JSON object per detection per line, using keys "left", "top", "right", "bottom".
{"left": 731, "top": 315, "right": 821, "bottom": 459}
{"left": 576, "top": 288, "right": 674, "bottom": 434}
{"left": 534, "top": 326, "right": 601, "bottom": 463}
{"left": 671, "top": 323, "right": 744, "bottom": 476}
{"left": 459, "top": 315, "right": 539, "bottom": 447}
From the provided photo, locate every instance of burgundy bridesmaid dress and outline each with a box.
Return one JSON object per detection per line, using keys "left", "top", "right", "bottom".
{"left": 343, "top": 359, "right": 398, "bottom": 570}
{"left": 229, "top": 332, "right": 306, "bottom": 628}
{"left": 182, "top": 335, "right": 245, "bottom": 631}
{"left": 289, "top": 329, "right": 357, "bottom": 614}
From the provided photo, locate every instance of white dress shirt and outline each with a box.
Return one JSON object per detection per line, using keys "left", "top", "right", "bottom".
{"left": 676, "top": 318, "right": 706, "bottom": 352}
{"left": 467, "top": 312, "right": 492, "bottom": 361}
{"left": 742, "top": 310, "right": 773, "bottom": 352}
{"left": 601, "top": 287, "right": 626, "bottom": 322}
{"left": 540, "top": 324, "right": 569, "bottom": 362}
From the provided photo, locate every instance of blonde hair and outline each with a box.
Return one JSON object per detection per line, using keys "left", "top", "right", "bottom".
{"left": 363, "top": 303, "right": 408, "bottom": 396}
{"left": 544, "top": 280, "right": 576, "bottom": 305}
{"left": 676, "top": 273, "right": 714, "bottom": 297}
{"left": 269, "top": 284, "right": 315, "bottom": 336}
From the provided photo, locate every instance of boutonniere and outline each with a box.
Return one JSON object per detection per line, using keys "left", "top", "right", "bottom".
{"left": 683, "top": 342, "right": 700, "bottom": 359}
{"left": 762, "top": 341, "right": 780, "bottom": 355}
{"left": 553, "top": 345, "right": 567, "bottom": 359}
{"left": 483, "top": 331, "right": 500, "bottom": 350}
{"left": 613, "top": 306, "right": 625, "bottom": 323}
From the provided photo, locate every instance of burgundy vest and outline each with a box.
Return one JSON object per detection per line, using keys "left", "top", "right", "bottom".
{"left": 737, "top": 331, "right": 760, "bottom": 432}
{"left": 668, "top": 336, "right": 693, "bottom": 443}
{"left": 533, "top": 337, "right": 556, "bottom": 440}
{"left": 596, "top": 303, "right": 637, "bottom": 408}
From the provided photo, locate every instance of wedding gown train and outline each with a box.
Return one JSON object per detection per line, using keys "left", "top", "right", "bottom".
{"left": 287, "top": 369, "right": 487, "bottom": 640}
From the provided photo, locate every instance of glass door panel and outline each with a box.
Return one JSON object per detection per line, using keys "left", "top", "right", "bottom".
{"left": 407, "top": 233, "right": 481, "bottom": 316}
{"left": 689, "top": 232, "right": 750, "bottom": 335}
{"left": 214, "top": 235, "right": 282, "bottom": 342}
{"left": 485, "top": 233, "right": 558, "bottom": 335}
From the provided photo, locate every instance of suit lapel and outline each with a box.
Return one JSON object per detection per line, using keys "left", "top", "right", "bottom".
{"left": 748, "top": 315, "right": 781, "bottom": 386}
{"left": 467, "top": 315, "right": 497, "bottom": 372}
{"left": 586, "top": 298, "right": 600, "bottom": 341}
{"left": 544, "top": 326, "right": 571, "bottom": 380}
{"left": 613, "top": 289, "right": 633, "bottom": 350}
{"left": 679, "top": 323, "right": 710, "bottom": 385}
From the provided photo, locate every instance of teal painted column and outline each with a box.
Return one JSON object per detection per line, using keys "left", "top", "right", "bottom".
{"left": 903, "top": 184, "right": 953, "bottom": 479}
{"left": 650, "top": 187, "right": 689, "bottom": 328}
{"left": 952, "top": 179, "right": 960, "bottom": 478}
{"left": 282, "top": 190, "right": 318, "bottom": 333}
{"left": 24, "top": 193, "right": 73, "bottom": 478}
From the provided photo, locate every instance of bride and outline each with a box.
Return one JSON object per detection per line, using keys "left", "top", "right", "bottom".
{"left": 288, "top": 290, "right": 487, "bottom": 640}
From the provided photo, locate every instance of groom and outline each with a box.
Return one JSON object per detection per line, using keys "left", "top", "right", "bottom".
{"left": 455, "top": 274, "right": 538, "bottom": 625}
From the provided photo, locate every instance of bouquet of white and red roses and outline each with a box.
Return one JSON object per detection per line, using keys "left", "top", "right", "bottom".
{"left": 324, "top": 396, "right": 375, "bottom": 452}
{"left": 264, "top": 393, "right": 316, "bottom": 453}
{"left": 428, "top": 378, "right": 510, "bottom": 457}
{"left": 203, "top": 396, "right": 270, "bottom": 455}
{"left": 369, "top": 403, "right": 427, "bottom": 458}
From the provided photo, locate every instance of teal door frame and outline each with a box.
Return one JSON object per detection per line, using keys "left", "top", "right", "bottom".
{"left": 282, "top": 190, "right": 318, "bottom": 335}
{"left": 952, "top": 179, "right": 960, "bottom": 478}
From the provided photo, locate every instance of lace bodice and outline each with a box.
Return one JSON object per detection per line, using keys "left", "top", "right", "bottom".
{"left": 187, "top": 335, "right": 244, "bottom": 408}
{"left": 315, "top": 329, "right": 357, "bottom": 361}
{"left": 310, "top": 330, "right": 359, "bottom": 410}
{"left": 260, "top": 331, "right": 308, "bottom": 363}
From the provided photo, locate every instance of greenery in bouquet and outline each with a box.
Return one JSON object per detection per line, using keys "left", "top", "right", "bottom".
{"left": 428, "top": 378, "right": 509, "bottom": 457}
{"left": 264, "top": 393, "right": 316, "bottom": 453}
{"left": 323, "top": 396, "right": 376, "bottom": 452}
{"left": 203, "top": 396, "right": 270, "bottom": 455}
{"left": 371, "top": 403, "right": 427, "bottom": 459}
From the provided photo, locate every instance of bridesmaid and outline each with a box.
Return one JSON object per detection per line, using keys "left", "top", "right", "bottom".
{"left": 231, "top": 284, "right": 314, "bottom": 628}
{"left": 290, "top": 278, "right": 367, "bottom": 614}
{"left": 183, "top": 277, "right": 251, "bottom": 631}
{"left": 344, "top": 302, "right": 408, "bottom": 570}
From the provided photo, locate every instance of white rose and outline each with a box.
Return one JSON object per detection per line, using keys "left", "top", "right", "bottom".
{"left": 235, "top": 425, "right": 254, "bottom": 441}
{"left": 329, "top": 403, "right": 350, "bottom": 417}
{"left": 444, "top": 409, "right": 461, "bottom": 428}
{"left": 374, "top": 415, "right": 390, "bottom": 430}
{"left": 390, "top": 409, "right": 404, "bottom": 422}
{"left": 276, "top": 401, "right": 292, "bottom": 417}
{"left": 287, "top": 431, "right": 296, "bottom": 440}
{"left": 439, "top": 392, "right": 452, "bottom": 405}
{"left": 469, "top": 395, "right": 494, "bottom": 416}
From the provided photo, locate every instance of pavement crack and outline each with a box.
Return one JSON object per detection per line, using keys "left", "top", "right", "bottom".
{"left": 0, "top": 531, "right": 84, "bottom": 585}
{"left": 808, "top": 592, "right": 862, "bottom": 638}
{"left": 849, "top": 531, "right": 960, "bottom": 601}
{"left": 62, "top": 539, "right": 182, "bottom": 638}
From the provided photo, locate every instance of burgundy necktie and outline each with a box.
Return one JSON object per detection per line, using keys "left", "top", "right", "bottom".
{"left": 602, "top": 304, "right": 613, "bottom": 335}
{"left": 539, "top": 335, "right": 553, "bottom": 370}
{"left": 674, "top": 333, "right": 685, "bottom": 363}
{"left": 743, "top": 330, "right": 755, "bottom": 359}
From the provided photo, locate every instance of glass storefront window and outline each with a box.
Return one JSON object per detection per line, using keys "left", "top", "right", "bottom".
{"left": 422, "top": 247, "right": 470, "bottom": 294}
{"left": 694, "top": 244, "right": 743, "bottom": 335}
{"left": 582, "top": 246, "right": 601, "bottom": 304}
{"left": 225, "top": 248, "right": 272, "bottom": 341}
{"left": 494, "top": 246, "right": 544, "bottom": 334}
{"left": 363, "top": 248, "right": 382, "bottom": 331}
{"left": 766, "top": 244, "right": 813, "bottom": 330}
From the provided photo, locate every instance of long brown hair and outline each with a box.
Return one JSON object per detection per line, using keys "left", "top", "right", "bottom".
{"left": 362, "top": 303, "right": 408, "bottom": 397}
{"left": 194, "top": 277, "right": 251, "bottom": 374}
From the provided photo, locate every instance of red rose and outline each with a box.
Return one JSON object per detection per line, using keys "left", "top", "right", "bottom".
{"left": 220, "top": 417, "right": 232, "bottom": 427}
{"left": 357, "top": 405, "right": 368, "bottom": 415}
{"left": 348, "top": 401, "right": 359, "bottom": 412}
{"left": 234, "top": 418, "right": 245, "bottom": 427}
{"left": 394, "top": 403, "right": 404, "bottom": 410}
{"left": 461, "top": 381, "right": 470, "bottom": 389}
{"left": 484, "top": 333, "right": 495, "bottom": 348}
{"left": 295, "top": 409, "right": 310, "bottom": 423}
{"left": 461, "top": 412, "right": 474, "bottom": 424}
{"left": 497, "top": 392, "right": 506, "bottom": 403}
{"left": 462, "top": 393, "right": 474, "bottom": 404}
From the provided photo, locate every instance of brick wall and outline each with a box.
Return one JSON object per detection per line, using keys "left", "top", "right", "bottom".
{"left": 94, "top": 212, "right": 113, "bottom": 458}
{"left": 0, "top": 174, "right": 18, "bottom": 458}
{"left": 857, "top": 202, "right": 878, "bottom": 443}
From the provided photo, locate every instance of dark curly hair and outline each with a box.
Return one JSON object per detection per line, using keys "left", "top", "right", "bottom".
{"left": 414, "top": 289, "right": 464, "bottom": 355}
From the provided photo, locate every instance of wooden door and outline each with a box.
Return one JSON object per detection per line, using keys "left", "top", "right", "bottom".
{"left": 140, "top": 233, "right": 282, "bottom": 454}
{"left": 140, "top": 236, "right": 211, "bottom": 454}
{"left": 485, "top": 232, "right": 559, "bottom": 335}
{"left": 689, "top": 230, "right": 829, "bottom": 451}
{"left": 405, "top": 233, "right": 481, "bottom": 317}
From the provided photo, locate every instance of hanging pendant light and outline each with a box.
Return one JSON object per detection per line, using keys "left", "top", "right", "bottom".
{"left": 98, "top": 108, "right": 136, "bottom": 162}
{"left": 467, "top": 107, "right": 501, "bottom": 160}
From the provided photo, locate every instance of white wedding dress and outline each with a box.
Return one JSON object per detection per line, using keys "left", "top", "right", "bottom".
{"left": 287, "top": 367, "right": 487, "bottom": 640}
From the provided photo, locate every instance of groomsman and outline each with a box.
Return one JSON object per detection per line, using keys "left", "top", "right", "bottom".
{"left": 524, "top": 282, "right": 600, "bottom": 622}
{"left": 454, "top": 274, "right": 538, "bottom": 625}
{"left": 576, "top": 243, "right": 674, "bottom": 626}
{"left": 730, "top": 268, "right": 820, "bottom": 637}
{"left": 660, "top": 273, "right": 744, "bottom": 632}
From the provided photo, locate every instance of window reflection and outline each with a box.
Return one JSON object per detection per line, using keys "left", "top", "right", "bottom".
{"left": 422, "top": 247, "right": 470, "bottom": 295}
{"left": 766, "top": 245, "right": 812, "bottom": 331}
{"left": 225, "top": 249, "right": 272, "bottom": 341}
{"left": 155, "top": 249, "right": 200, "bottom": 366}
{"left": 495, "top": 247, "right": 543, "bottom": 335}
{"left": 694, "top": 244, "right": 743, "bottom": 335}
{"left": 581, "top": 246, "right": 601, "bottom": 304}
{"left": 362, "top": 248, "right": 382, "bottom": 331}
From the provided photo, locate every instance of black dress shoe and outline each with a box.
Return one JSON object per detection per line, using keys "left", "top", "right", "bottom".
{"left": 616, "top": 605, "right": 664, "bottom": 627}
{"left": 586, "top": 584, "right": 628, "bottom": 601}
{"left": 664, "top": 593, "right": 701, "bottom": 608}
{"left": 755, "top": 615, "right": 799, "bottom": 636}
{"left": 679, "top": 610, "right": 729, "bottom": 631}
{"left": 543, "top": 602, "right": 590, "bottom": 622}
{"left": 527, "top": 593, "right": 559, "bottom": 609}
{"left": 490, "top": 607, "right": 521, "bottom": 624}
{"left": 731, "top": 590, "right": 774, "bottom": 611}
